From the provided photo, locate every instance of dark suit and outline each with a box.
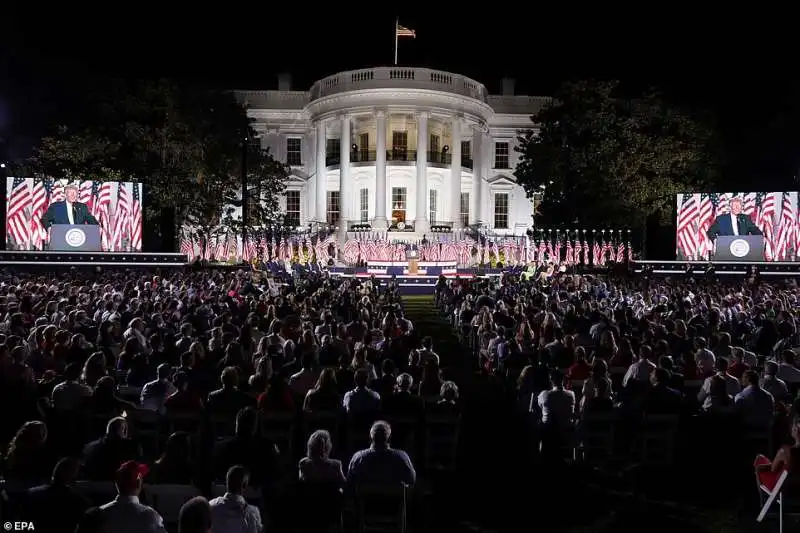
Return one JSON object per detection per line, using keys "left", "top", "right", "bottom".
{"left": 40, "top": 201, "right": 99, "bottom": 228}
{"left": 706, "top": 213, "right": 762, "bottom": 239}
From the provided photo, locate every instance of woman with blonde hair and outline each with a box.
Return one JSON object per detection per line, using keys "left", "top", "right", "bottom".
{"left": 298, "top": 429, "right": 345, "bottom": 486}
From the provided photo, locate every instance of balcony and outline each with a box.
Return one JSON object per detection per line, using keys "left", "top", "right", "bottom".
{"left": 310, "top": 67, "right": 488, "bottom": 103}
{"left": 325, "top": 150, "right": 475, "bottom": 169}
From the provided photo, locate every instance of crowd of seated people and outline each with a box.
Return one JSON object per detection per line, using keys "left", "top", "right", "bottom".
{"left": 436, "top": 270, "right": 800, "bottom": 501}
{"left": 0, "top": 269, "right": 461, "bottom": 532}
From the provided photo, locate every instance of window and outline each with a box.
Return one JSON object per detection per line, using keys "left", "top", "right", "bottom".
{"left": 494, "top": 193, "right": 509, "bottom": 229}
{"left": 326, "top": 191, "right": 340, "bottom": 225}
{"left": 286, "top": 138, "right": 302, "bottom": 166}
{"left": 461, "top": 140, "right": 471, "bottom": 160}
{"left": 326, "top": 138, "right": 340, "bottom": 157}
{"left": 359, "top": 133, "right": 369, "bottom": 161}
{"left": 429, "top": 189, "right": 438, "bottom": 224}
{"left": 360, "top": 188, "right": 369, "bottom": 222}
{"left": 246, "top": 186, "right": 260, "bottom": 221}
{"left": 391, "top": 131, "right": 408, "bottom": 160}
{"left": 429, "top": 134, "right": 439, "bottom": 153}
{"left": 460, "top": 192, "right": 470, "bottom": 227}
{"left": 391, "top": 187, "right": 407, "bottom": 223}
{"left": 494, "top": 142, "right": 509, "bottom": 169}
{"left": 285, "top": 190, "right": 300, "bottom": 227}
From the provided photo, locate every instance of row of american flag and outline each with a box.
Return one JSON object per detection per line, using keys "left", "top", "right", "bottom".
{"left": 180, "top": 232, "right": 339, "bottom": 264}
{"left": 6, "top": 178, "right": 143, "bottom": 251}
{"left": 180, "top": 230, "right": 633, "bottom": 267}
{"left": 676, "top": 192, "right": 798, "bottom": 261}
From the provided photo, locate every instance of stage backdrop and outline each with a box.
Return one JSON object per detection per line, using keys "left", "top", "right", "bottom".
{"left": 6, "top": 178, "right": 144, "bottom": 252}
{"left": 675, "top": 192, "right": 799, "bottom": 261}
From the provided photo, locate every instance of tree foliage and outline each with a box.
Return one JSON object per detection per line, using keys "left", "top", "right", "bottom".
{"left": 514, "top": 80, "right": 720, "bottom": 228}
{"left": 27, "top": 79, "right": 288, "bottom": 234}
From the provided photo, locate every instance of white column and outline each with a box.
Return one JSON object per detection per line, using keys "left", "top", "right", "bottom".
{"left": 471, "top": 126, "right": 483, "bottom": 225}
{"left": 414, "top": 111, "right": 429, "bottom": 232}
{"left": 449, "top": 116, "right": 462, "bottom": 228}
{"left": 315, "top": 120, "right": 327, "bottom": 223}
{"left": 373, "top": 110, "right": 388, "bottom": 228}
{"left": 338, "top": 114, "right": 351, "bottom": 237}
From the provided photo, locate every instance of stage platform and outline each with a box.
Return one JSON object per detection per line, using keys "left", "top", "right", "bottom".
{"left": 634, "top": 260, "right": 800, "bottom": 276}
{"left": 0, "top": 251, "right": 189, "bottom": 267}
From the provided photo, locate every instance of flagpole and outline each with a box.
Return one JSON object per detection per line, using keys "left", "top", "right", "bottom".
{"left": 394, "top": 17, "right": 399, "bottom": 65}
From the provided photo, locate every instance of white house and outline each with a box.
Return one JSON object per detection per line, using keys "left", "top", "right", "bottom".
{"left": 236, "top": 66, "right": 549, "bottom": 241}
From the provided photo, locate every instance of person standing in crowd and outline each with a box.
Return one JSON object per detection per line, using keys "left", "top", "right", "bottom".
{"left": 93, "top": 460, "right": 167, "bottom": 533}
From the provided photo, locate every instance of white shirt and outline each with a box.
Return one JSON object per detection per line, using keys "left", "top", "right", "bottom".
{"left": 730, "top": 213, "right": 739, "bottom": 236}
{"left": 622, "top": 359, "right": 656, "bottom": 387}
{"left": 698, "top": 372, "right": 741, "bottom": 409}
{"left": 97, "top": 495, "right": 167, "bottom": 533}
{"left": 66, "top": 200, "right": 75, "bottom": 224}
{"left": 209, "top": 492, "right": 262, "bottom": 533}
{"left": 537, "top": 387, "right": 575, "bottom": 426}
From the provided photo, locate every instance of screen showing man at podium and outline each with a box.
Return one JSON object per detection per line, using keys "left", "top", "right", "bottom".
{"left": 6, "top": 178, "right": 144, "bottom": 252}
{"left": 675, "top": 191, "right": 798, "bottom": 262}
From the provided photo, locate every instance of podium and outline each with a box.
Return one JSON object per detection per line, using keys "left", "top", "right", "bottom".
{"left": 48, "top": 224, "right": 102, "bottom": 251}
{"left": 406, "top": 248, "right": 419, "bottom": 275}
{"left": 713, "top": 235, "right": 765, "bottom": 262}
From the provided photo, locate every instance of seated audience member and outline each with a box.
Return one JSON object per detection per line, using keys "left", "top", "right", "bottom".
{"left": 298, "top": 429, "right": 346, "bottom": 486}
{"left": 213, "top": 407, "right": 280, "bottom": 487}
{"left": 209, "top": 465, "right": 262, "bottom": 533}
{"left": 703, "top": 375, "right": 734, "bottom": 414}
{"left": 94, "top": 460, "right": 167, "bottom": 533}
{"left": 343, "top": 368, "right": 381, "bottom": 414}
{"left": 140, "top": 363, "right": 177, "bottom": 414}
{"left": 762, "top": 361, "right": 789, "bottom": 403}
{"left": 383, "top": 373, "right": 424, "bottom": 418}
{"left": 257, "top": 372, "right": 295, "bottom": 412}
{"left": 164, "top": 371, "right": 204, "bottom": 413}
{"left": 51, "top": 362, "right": 91, "bottom": 412}
{"left": 566, "top": 346, "right": 591, "bottom": 381}
{"left": 641, "top": 368, "right": 682, "bottom": 415}
{"left": 735, "top": 369, "right": 775, "bottom": 428}
{"left": 697, "top": 358, "right": 741, "bottom": 409}
{"left": 762, "top": 416, "right": 800, "bottom": 475}
{"left": 25, "top": 457, "right": 91, "bottom": 533}
{"left": 207, "top": 366, "right": 255, "bottom": 416}
{"left": 347, "top": 420, "right": 416, "bottom": 486}
{"left": 582, "top": 378, "right": 614, "bottom": 414}
{"left": 289, "top": 350, "right": 321, "bottom": 398}
{"left": 303, "top": 367, "right": 342, "bottom": 412}
{"left": 2, "top": 420, "right": 51, "bottom": 484}
{"left": 149, "top": 431, "right": 194, "bottom": 485}
{"left": 372, "top": 358, "right": 398, "bottom": 399}
{"left": 178, "top": 496, "right": 212, "bottom": 533}
{"left": 90, "top": 376, "right": 138, "bottom": 416}
{"left": 434, "top": 381, "right": 461, "bottom": 415}
{"left": 82, "top": 417, "right": 143, "bottom": 481}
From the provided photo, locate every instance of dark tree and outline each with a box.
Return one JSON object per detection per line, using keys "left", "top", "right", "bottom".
{"left": 514, "top": 80, "right": 720, "bottom": 230}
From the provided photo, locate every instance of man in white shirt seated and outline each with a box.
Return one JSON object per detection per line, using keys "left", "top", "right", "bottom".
{"left": 537, "top": 370, "right": 576, "bottom": 459}
{"left": 94, "top": 460, "right": 167, "bottom": 533}
{"left": 697, "top": 358, "right": 741, "bottom": 409}
{"left": 622, "top": 345, "right": 656, "bottom": 388}
{"left": 694, "top": 337, "right": 716, "bottom": 376}
{"left": 140, "top": 364, "right": 177, "bottom": 414}
{"left": 347, "top": 420, "right": 416, "bottom": 486}
{"left": 209, "top": 465, "right": 262, "bottom": 533}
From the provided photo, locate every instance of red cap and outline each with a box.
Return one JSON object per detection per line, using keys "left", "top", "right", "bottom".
{"left": 115, "top": 461, "right": 149, "bottom": 487}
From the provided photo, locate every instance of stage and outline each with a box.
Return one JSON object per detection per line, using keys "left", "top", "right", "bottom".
{"left": 633, "top": 260, "right": 800, "bottom": 276}
{"left": 0, "top": 251, "right": 189, "bottom": 267}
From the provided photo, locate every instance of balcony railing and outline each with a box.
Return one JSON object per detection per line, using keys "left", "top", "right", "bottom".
{"left": 309, "top": 67, "right": 489, "bottom": 103}
{"left": 387, "top": 150, "right": 417, "bottom": 162}
{"left": 325, "top": 150, "right": 476, "bottom": 168}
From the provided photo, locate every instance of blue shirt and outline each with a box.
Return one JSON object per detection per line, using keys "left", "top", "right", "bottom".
{"left": 347, "top": 446, "right": 416, "bottom": 486}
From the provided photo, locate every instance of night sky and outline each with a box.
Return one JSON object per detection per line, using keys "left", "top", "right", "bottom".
{"left": 2, "top": 9, "right": 799, "bottom": 189}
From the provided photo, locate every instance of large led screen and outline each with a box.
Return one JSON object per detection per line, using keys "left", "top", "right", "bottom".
{"left": 6, "top": 178, "right": 144, "bottom": 252}
{"left": 676, "top": 192, "right": 799, "bottom": 261}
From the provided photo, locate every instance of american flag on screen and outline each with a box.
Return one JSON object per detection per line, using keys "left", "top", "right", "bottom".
{"left": 111, "top": 182, "right": 130, "bottom": 251}
{"left": 79, "top": 180, "right": 94, "bottom": 210}
{"left": 50, "top": 180, "right": 65, "bottom": 202}
{"left": 29, "top": 179, "right": 50, "bottom": 250}
{"left": 677, "top": 193, "right": 699, "bottom": 260}
{"left": 775, "top": 192, "right": 796, "bottom": 261}
{"left": 758, "top": 192, "right": 777, "bottom": 260}
{"left": 129, "top": 184, "right": 142, "bottom": 251}
{"left": 7, "top": 178, "right": 31, "bottom": 249}
{"left": 93, "top": 181, "right": 113, "bottom": 251}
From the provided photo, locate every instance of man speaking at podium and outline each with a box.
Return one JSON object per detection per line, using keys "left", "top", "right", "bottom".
{"left": 706, "top": 196, "right": 762, "bottom": 239}
{"left": 40, "top": 184, "right": 99, "bottom": 228}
